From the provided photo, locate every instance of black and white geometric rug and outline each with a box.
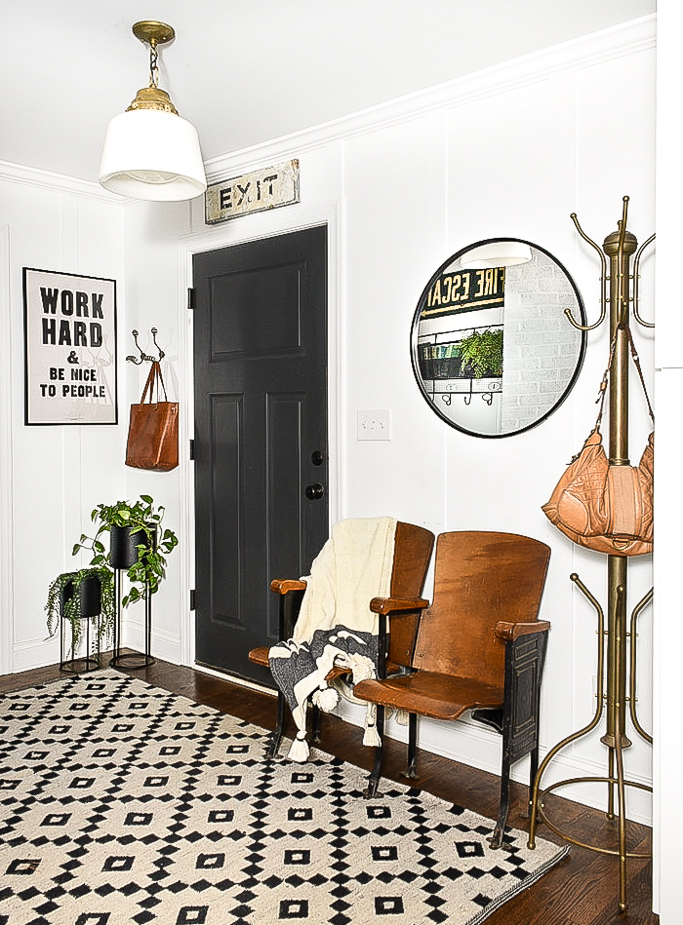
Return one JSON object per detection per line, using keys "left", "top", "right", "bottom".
{"left": 0, "top": 670, "right": 568, "bottom": 925}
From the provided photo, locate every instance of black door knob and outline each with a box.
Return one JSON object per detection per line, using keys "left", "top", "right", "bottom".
{"left": 305, "top": 483, "right": 325, "bottom": 500}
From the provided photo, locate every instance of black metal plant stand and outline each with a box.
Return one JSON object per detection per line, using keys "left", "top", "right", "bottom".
{"left": 108, "top": 524, "right": 156, "bottom": 669}
{"left": 60, "top": 574, "right": 102, "bottom": 673}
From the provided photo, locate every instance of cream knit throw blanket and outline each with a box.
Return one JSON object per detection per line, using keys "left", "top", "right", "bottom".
{"left": 269, "top": 517, "right": 397, "bottom": 761}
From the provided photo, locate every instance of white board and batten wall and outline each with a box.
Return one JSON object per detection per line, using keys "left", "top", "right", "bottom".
{"left": 2, "top": 16, "right": 672, "bottom": 914}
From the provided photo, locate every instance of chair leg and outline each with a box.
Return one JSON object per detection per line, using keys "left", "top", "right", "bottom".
{"left": 311, "top": 700, "right": 322, "bottom": 744}
{"left": 266, "top": 690, "right": 286, "bottom": 758}
{"left": 401, "top": 713, "right": 419, "bottom": 780}
{"left": 365, "top": 705, "right": 385, "bottom": 798}
{"left": 490, "top": 749, "right": 511, "bottom": 849}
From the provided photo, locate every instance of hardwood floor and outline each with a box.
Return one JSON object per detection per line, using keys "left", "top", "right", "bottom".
{"left": 1, "top": 658, "right": 658, "bottom": 925}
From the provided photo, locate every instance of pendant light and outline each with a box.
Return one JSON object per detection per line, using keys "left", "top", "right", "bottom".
{"left": 99, "top": 21, "right": 207, "bottom": 201}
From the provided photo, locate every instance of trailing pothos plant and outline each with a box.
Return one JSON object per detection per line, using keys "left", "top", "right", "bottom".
{"left": 73, "top": 495, "right": 179, "bottom": 607}
{"left": 45, "top": 566, "right": 115, "bottom": 651}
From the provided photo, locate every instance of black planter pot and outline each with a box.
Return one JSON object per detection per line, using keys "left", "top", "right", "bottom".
{"left": 109, "top": 525, "right": 150, "bottom": 570}
{"left": 59, "top": 575, "right": 102, "bottom": 619}
{"left": 79, "top": 574, "right": 102, "bottom": 618}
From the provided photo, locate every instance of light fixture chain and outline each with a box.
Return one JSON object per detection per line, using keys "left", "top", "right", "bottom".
{"left": 149, "top": 44, "right": 159, "bottom": 89}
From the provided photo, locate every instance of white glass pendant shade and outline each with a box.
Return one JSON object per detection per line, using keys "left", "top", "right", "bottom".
{"left": 99, "top": 108, "right": 207, "bottom": 201}
{"left": 460, "top": 241, "right": 533, "bottom": 270}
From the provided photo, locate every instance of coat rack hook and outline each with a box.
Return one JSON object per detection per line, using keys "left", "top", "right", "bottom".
{"left": 150, "top": 328, "right": 166, "bottom": 361}
{"left": 632, "top": 234, "right": 656, "bottom": 329}
{"left": 565, "top": 212, "right": 608, "bottom": 331}
{"left": 126, "top": 328, "right": 165, "bottom": 364}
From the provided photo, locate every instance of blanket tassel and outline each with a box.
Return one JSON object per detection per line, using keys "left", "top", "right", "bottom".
{"left": 312, "top": 686, "right": 339, "bottom": 713}
{"left": 288, "top": 732, "right": 310, "bottom": 763}
{"left": 363, "top": 721, "right": 382, "bottom": 748}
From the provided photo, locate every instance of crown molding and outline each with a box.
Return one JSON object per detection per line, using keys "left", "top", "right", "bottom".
{"left": 0, "top": 159, "right": 123, "bottom": 203}
{"left": 205, "top": 15, "right": 656, "bottom": 182}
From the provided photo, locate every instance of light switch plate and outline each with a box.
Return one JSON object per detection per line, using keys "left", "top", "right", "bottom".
{"left": 357, "top": 409, "right": 391, "bottom": 441}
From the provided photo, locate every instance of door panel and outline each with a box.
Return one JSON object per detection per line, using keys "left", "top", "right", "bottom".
{"left": 193, "top": 226, "right": 328, "bottom": 682}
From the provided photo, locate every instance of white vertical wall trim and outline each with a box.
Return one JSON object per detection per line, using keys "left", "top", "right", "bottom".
{"left": 0, "top": 226, "right": 14, "bottom": 674}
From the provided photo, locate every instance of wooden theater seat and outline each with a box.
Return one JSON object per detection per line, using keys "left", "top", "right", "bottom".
{"left": 354, "top": 530, "right": 551, "bottom": 848}
{"left": 248, "top": 520, "right": 435, "bottom": 758}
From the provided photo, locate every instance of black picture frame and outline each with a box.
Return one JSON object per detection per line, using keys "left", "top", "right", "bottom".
{"left": 23, "top": 267, "right": 118, "bottom": 425}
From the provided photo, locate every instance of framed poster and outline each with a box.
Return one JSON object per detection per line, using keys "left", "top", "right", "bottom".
{"left": 23, "top": 268, "right": 117, "bottom": 425}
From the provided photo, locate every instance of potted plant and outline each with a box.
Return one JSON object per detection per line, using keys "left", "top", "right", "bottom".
{"left": 72, "top": 494, "right": 178, "bottom": 607}
{"left": 45, "top": 566, "right": 115, "bottom": 659}
{"left": 457, "top": 329, "right": 504, "bottom": 378}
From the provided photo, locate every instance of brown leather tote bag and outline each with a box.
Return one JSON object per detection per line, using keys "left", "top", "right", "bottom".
{"left": 542, "top": 326, "right": 653, "bottom": 557}
{"left": 125, "top": 361, "right": 179, "bottom": 472}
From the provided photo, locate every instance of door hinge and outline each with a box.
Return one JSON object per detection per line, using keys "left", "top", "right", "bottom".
{"left": 190, "top": 589, "right": 196, "bottom": 611}
{"left": 187, "top": 287, "right": 196, "bottom": 311}
{"left": 189, "top": 439, "right": 195, "bottom": 460}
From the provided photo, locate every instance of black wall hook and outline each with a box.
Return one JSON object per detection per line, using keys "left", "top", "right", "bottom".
{"left": 126, "top": 328, "right": 166, "bottom": 364}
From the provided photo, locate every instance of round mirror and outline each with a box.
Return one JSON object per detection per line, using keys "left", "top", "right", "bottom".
{"left": 411, "top": 238, "right": 586, "bottom": 437}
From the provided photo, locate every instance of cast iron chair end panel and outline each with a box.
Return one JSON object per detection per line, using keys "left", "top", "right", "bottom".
{"left": 473, "top": 626, "right": 550, "bottom": 848}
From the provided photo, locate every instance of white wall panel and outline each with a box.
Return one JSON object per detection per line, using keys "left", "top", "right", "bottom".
{"left": 341, "top": 113, "right": 448, "bottom": 533}
{"left": 0, "top": 176, "right": 126, "bottom": 670}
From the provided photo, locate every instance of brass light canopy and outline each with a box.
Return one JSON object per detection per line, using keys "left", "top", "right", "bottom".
{"left": 98, "top": 20, "right": 207, "bottom": 201}
{"left": 126, "top": 22, "right": 178, "bottom": 115}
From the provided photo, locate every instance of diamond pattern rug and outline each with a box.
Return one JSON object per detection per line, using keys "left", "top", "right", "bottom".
{"left": 0, "top": 670, "right": 568, "bottom": 925}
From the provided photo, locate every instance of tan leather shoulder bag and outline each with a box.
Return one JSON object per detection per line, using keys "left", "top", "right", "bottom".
{"left": 542, "top": 326, "right": 653, "bottom": 557}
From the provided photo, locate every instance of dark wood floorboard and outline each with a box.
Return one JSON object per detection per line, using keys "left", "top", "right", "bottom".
{"left": 1, "top": 657, "right": 658, "bottom": 925}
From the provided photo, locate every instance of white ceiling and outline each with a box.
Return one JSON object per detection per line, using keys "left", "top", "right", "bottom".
{"left": 0, "top": 0, "right": 656, "bottom": 186}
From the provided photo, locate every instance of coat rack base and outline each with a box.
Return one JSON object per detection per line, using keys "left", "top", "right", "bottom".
{"left": 532, "top": 775, "right": 652, "bottom": 859}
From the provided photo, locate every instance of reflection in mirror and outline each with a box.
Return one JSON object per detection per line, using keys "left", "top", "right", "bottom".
{"left": 411, "top": 239, "right": 586, "bottom": 437}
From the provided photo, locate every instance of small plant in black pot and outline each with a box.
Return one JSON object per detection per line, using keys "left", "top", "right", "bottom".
{"left": 45, "top": 566, "right": 115, "bottom": 658}
{"left": 73, "top": 495, "right": 178, "bottom": 607}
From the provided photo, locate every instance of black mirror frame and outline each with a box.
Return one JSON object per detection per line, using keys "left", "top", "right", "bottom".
{"left": 410, "top": 237, "right": 587, "bottom": 438}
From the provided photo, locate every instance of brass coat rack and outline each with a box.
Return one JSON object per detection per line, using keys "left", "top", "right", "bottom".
{"left": 528, "top": 197, "right": 654, "bottom": 914}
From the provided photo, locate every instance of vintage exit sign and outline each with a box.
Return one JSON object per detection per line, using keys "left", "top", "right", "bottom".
{"left": 205, "top": 159, "right": 300, "bottom": 224}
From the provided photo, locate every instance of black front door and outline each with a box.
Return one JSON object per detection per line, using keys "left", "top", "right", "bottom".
{"left": 193, "top": 226, "right": 328, "bottom": 682}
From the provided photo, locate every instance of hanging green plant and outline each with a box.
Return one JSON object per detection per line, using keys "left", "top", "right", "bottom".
{"left": 72, "top": 495, "right": 178, "bottom": 607}
{"left": 45, "top": 566, "right": 115, "bottom": 651}
{"left": 457, "top": 329, "right": 504, "bottom": 378}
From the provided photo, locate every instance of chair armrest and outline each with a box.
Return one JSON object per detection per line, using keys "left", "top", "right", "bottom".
{"left": 271, "top": 579, "right": 307, "bottom": 594}
{"left": 370, "top": 596, "right": 430, "bottom": 615}
{"left": 494, "top": 620, "right": 550, "bottom": 642}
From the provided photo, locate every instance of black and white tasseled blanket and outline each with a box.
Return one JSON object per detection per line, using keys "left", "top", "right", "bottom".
{"left": 268, "top": 517, "right": 397, "bottom": 761}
